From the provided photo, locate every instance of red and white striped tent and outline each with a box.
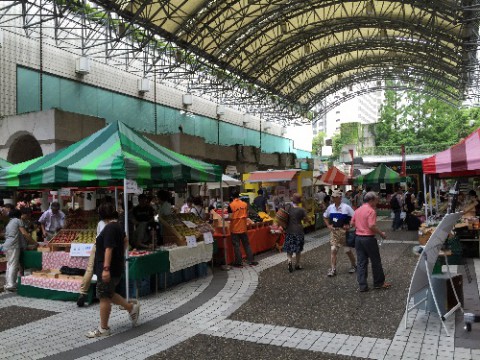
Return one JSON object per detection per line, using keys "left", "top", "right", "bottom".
{"left": 422, "top": 128, "right": 480, "bottom": 177}
{"left": 317, "top": 166, "right": 350, "bottom": 185}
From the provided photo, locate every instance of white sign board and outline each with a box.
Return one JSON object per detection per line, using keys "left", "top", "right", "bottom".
{"left": 70, "top": 243, "right": 94, "bottom": 257}
{"left": 186, "top": 235, "right": 197, "bottom": 248}
{"left": 125, "top": 179, "right": 143, "bottom": 194}
{"left": 203, "top": 232, "right": 214, "bottom": 245}
{"left": 59, "top": 188, "right": 72, "bottom": 196}
{"left": 406, "top": 212, "right": 463, "bottom": 298}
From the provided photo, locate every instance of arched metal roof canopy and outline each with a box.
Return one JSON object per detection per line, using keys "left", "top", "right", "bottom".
{"left": 88, "top": 0, "right": 480, "bottom": 120}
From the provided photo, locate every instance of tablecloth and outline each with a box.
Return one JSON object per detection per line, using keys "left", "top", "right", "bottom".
{"left": 215, "top": 226, "right": 278, "bottom": 264}
{"left": 168, "top": 241, "right": 213, "bottom": 273}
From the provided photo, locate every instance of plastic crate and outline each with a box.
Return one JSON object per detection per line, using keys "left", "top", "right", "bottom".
{"left": 116, "top": 276, "right": 151, "bottom": 298}
{"left": 182, "top": 266, "right": 196, "bottom": 282}
{"left": 195, "top": 262, "right": 209, "bottom": 278}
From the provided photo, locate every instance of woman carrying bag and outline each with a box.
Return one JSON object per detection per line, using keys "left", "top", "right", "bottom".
{"left": 283, "top": 193, "right": 310, "bottom": 273}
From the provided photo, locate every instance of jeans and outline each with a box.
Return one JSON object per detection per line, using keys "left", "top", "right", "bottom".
{"left": 79, "top": 244, "right": 96, "bottom": 295}
{"left": 231, "top": 232, "right": 254, "bottom": 264}
{"left": 392, "top": 210, "right": 402, "bottom": 230}
{"left": 355, "top": 235, "right": 385, "bottom": 290}
{"left": 5, "top": 247, "right": 20, "bottom": 289}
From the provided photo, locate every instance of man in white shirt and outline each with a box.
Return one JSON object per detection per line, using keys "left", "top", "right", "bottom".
{"left": 323, "top": 190, "right": 356, "bottom": 277}
{"left": 39, "top": 202, "right": 65, "bottom": 241}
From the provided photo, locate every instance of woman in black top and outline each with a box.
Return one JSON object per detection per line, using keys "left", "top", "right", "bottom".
{"left": 283, "top": 193, "right": 310, "bottom": 273}
{"left": 86, "top": 203, "right": 140, "bottom": 338}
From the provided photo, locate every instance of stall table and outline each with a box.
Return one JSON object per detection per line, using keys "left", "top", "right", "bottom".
{"left": 214, "top": 225, "right": 282, "bottom": 264}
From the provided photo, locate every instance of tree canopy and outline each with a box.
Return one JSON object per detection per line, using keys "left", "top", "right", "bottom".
{"left": 311, "top": 131, "right": 326, "bottom": 156}
{"left": 375, "top": 87, "right": 480, "bottom": 152}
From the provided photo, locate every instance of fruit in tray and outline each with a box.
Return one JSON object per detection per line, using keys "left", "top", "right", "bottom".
{"left": 178, "top": 213, "right": 203, "bottom": 224}
{"left": 65, "top": 216, "right": 97, "bottom": 230}
{"left": 50, "top": 230, "right": 78, "bottom": 244}
{"left": 172, "top": 224, "right": 199, "bottom": 237}
{"left": 73, "top": 230, "right": 96, "bottom": 244}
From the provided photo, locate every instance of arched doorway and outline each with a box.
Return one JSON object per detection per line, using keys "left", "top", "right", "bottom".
{"left": 7, "top": 133, "right": 43, "bottom": 164}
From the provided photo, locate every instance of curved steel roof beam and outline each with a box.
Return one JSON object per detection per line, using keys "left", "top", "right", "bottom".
{"left": 267, "top": 41, "right": 461, "bottom": 92}
{"left": 210, "top": 7, "right": 459, "bottom": 65}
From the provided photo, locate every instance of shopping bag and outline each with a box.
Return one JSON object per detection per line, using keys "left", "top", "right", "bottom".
{"left": 346, "top": 229, "right": 356, "bottom": 248}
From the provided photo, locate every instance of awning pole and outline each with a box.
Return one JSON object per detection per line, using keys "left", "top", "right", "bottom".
{"left": 423, "top": 173, "right": 428, "bottom": 220}
{"left": 124, "top": 178, "right": 130, "bottom": 302}
{"left": 429, "top": 175, "right": 434, "bottom": 218}
{"left": 220, "top": 180, "right": 230, "bottom": 271}
{"left": 115, "top": 187, "right": 119, "bottom": 211}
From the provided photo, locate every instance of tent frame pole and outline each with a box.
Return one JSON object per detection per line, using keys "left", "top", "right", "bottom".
{"left": 220, "top": 181, "right": 230, "bottom": 271}
{"left": 124, "top": 178, "right": 130, "bottom": 302}
{"left": 429, "top": 175, "right": 434, "bottom": 218}
{"left": 423, "top": 173, "right": 428, "bottom": 220}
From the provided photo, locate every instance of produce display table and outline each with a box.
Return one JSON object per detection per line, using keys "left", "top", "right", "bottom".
{"left": 21, "top": 250, "right": 43, "bottom": 269}
{"left": 215, "top": 226, "right": 279, "bottom": 264}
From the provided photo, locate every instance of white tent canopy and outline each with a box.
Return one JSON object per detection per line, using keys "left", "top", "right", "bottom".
{"left": 189, "top": 174, "right": 241, "bottom": 189}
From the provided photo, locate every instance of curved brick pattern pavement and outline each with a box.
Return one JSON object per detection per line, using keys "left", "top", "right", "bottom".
{"left": 0, "top": 227, "right": 479, "bottom": 359}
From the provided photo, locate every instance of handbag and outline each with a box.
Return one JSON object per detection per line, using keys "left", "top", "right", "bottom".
{"left": 346, "top": 229, "right": 356, "bottom": 248}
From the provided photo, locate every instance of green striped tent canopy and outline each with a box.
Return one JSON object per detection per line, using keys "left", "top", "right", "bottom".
{"left": 0, "top": 121, "right": 222, "bottom": 189}
{"left": 0, "top": 158, "right": 12, "bottom": 169}
{"left": 355, "top": 164, "right": 409, "bottom": 185}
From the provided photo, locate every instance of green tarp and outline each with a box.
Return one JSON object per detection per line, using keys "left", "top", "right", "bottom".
{"left": 355, "top": 164, "right": 410, "bottom": 185}
{"left": 0, "top": 121, "right": 222, "bottom": 188}
{"left": 0, "top": 158, "right": 11, "bottom": 169}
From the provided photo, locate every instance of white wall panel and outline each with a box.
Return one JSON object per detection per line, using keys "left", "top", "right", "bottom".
{"left": 0, "top": 27, "right": 282, "bottom": 137}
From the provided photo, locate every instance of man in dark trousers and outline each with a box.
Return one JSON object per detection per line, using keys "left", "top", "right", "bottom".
{"left": 351, "top": 192, "right": 391, "bottom": 292}
{"left": 228, "top": 191, "right": 258, "bottom": 268}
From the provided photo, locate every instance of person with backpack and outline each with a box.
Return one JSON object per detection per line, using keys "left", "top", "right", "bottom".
{"left": 390, "top": 188, "right": 403, "bottom": 231}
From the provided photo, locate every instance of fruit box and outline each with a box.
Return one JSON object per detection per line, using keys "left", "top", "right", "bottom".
{"left": 32, "top": 269, "right": 60, "bottom": 278}
{"left": 57, "top": 274, "right": 83, "bottom": 281}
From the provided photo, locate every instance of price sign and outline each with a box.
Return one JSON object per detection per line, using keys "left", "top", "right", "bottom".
{"left": 125, "top": 180, "right": 143, "bottom": 194}
{"left": 182, "top": 221, "right": 197, "bottom": 229}
{"left": 70, "top": 243, "right": 94, "bottom": 257}
{"left": 203, "top": 232, "right": 214, "bottom": 245}
{"left": 185, "top": 235, "right": 197, "bottom": 248}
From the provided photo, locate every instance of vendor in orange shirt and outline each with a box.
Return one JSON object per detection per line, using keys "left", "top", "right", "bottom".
{"left": 228, "top": 191, "right": 258, "bottom": 268}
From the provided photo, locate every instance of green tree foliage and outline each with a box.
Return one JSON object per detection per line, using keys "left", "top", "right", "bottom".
{"left": 375, "top": 88, "right": 480, "bottom": 150}
{"left": 311, "top": 131, "right": 326, "bottom": 156}
{"left": 332, "top": 123, "right": 361, "bottom": 159}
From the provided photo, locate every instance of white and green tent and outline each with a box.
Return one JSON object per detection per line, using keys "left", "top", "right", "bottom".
{"left": 0, "top": 121, "right": 222, "bottom": 189}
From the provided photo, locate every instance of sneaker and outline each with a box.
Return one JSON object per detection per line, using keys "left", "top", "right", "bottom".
{"left": 4, "top": 287, "right": 17, "bottom": 292}
{"left": 129, "top": 302, "right": 141, "bottom": 327}
{"left": 327, "top": 268, "right": 336, "bottom": 277}
{"left": 77, "top": 294, "right": 87, "bottom": 307}
{"left": 86, "top": 327, "right": 111, "bottom": 338}
{"left": 248, "top": 261, "right": 259, "bottom": 266}
{"left": 348, "top": 265, "right": 357, "bottom": 274}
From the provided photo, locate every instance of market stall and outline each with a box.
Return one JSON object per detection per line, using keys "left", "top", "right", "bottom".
{"left": 421, "top": 128, "right": 480, "bottom": 256}
{"left": 355, "top": 164, "right": 409, "bottom": 212}
{"left": 317, "top": 166, "right": 350, "bottom": 186}
{"left": 0, "top": 121, "right": 222, "bottom": 300}
{"left": 243, "top": 169, "right": 315, "bottom": 227}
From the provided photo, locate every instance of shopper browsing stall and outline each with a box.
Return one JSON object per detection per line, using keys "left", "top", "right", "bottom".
{"left": 86, "top": 202, "right": 140, "bottom": 338}
{"left": 39, "top": 202, "right": 65, "bottom": 241}
{"left": 132, "top": 194, "right": 154, "bottom": 249}
{"left": 253, "top": 189, "right": 269, "bottom": 212}
{"left": 180, "top": 197, "right": 194, "bottom": 214}
{"left": 190, "top": 196, "right": 207, "bottom": 221}
{"left": 3, "top": 209, "right": 33, "bottom": 292}
{"left": 284, "top": 193, "right": 310, "bottom": 273}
